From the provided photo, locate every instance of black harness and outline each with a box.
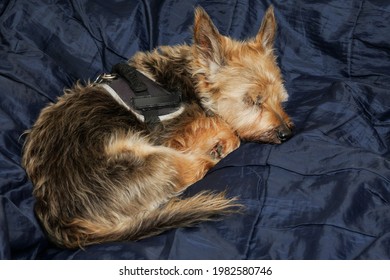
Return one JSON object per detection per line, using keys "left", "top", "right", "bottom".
{"left": 96, "top": 63, "right": 183, "bottom": 124}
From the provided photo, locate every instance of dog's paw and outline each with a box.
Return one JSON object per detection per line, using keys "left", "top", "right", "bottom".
{"left": 209, "top": 139, "right": 239, "bottom": 161}
{"left": 210, "top": 143, "right": 224, "bottom": 160}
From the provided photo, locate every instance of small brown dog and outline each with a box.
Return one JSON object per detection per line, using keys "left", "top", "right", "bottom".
{"left": 22, "top": 6, "right": 293, "bottom": 248}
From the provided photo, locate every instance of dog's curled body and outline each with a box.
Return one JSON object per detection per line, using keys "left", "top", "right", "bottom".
{"left": 23, "top": 82, "right": 240, "bottom": 248}
{"left": 22, "top": 6, "right": 294, "bottom": 248}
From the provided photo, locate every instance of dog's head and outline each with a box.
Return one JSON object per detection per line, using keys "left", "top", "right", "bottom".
{"left": 192, "top": 6, "right": 293, "bottom": 144}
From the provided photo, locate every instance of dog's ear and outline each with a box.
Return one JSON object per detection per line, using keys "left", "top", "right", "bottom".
{"left": 193, "top": 7, "right": 224, "bottom": 66}
{"left": 255, "top": 6, "right": 277, "bottom": 49}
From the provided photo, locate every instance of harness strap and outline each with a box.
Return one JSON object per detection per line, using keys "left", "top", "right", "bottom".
{"left": 96, "top": 63, "right": 183, "bottom": 125}
{"left": 112, "top": 63, "right": 147, "bottom": 95}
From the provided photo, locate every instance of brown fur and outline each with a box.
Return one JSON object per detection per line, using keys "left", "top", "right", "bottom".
{"left": 132, "top": 6, "right": 293, "bottom": 143}
{"left": 22, "top": 6, "right": 292, "bottom": 248}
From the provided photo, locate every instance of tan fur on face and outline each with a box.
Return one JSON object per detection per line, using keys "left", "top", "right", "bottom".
{"left": 192, "top": 6, "right": 293, "bottom": 143}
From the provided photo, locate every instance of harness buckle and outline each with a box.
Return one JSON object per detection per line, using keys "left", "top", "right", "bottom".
{"left": 94, "top": 73, "right": 117, "bottom": 84}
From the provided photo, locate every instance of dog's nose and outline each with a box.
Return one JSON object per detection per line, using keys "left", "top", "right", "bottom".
{"left": 277, "top": 125, "right": 292, "bottom": 142}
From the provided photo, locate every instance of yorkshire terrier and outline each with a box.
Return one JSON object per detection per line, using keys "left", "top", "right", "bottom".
{"left": 22, "top": 6, "right": 293, "bottom": 248}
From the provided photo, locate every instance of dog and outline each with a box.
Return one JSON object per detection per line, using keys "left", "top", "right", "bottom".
{"left": 22, "top": 6, "right": 293, "bottom": 249}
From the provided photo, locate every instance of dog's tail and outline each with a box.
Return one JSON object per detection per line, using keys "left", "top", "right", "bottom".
{"left": 136, "top": 191, "right": 242, "bottom": 239}
{"left": 56, "top": 191, "right": 242, "bottom": 248}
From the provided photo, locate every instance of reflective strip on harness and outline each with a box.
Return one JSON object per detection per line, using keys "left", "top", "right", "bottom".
{"left": 97, "top": 63, "right": 184, "bottom": 124}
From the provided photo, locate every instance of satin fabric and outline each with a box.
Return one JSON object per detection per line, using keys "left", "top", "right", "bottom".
{"left": 1, "top": 0, "right": 389, "bottom": 259}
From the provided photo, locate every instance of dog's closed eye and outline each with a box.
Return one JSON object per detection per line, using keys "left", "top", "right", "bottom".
{"left": 243, "top": 91, "right": 263, "bottom": 107}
